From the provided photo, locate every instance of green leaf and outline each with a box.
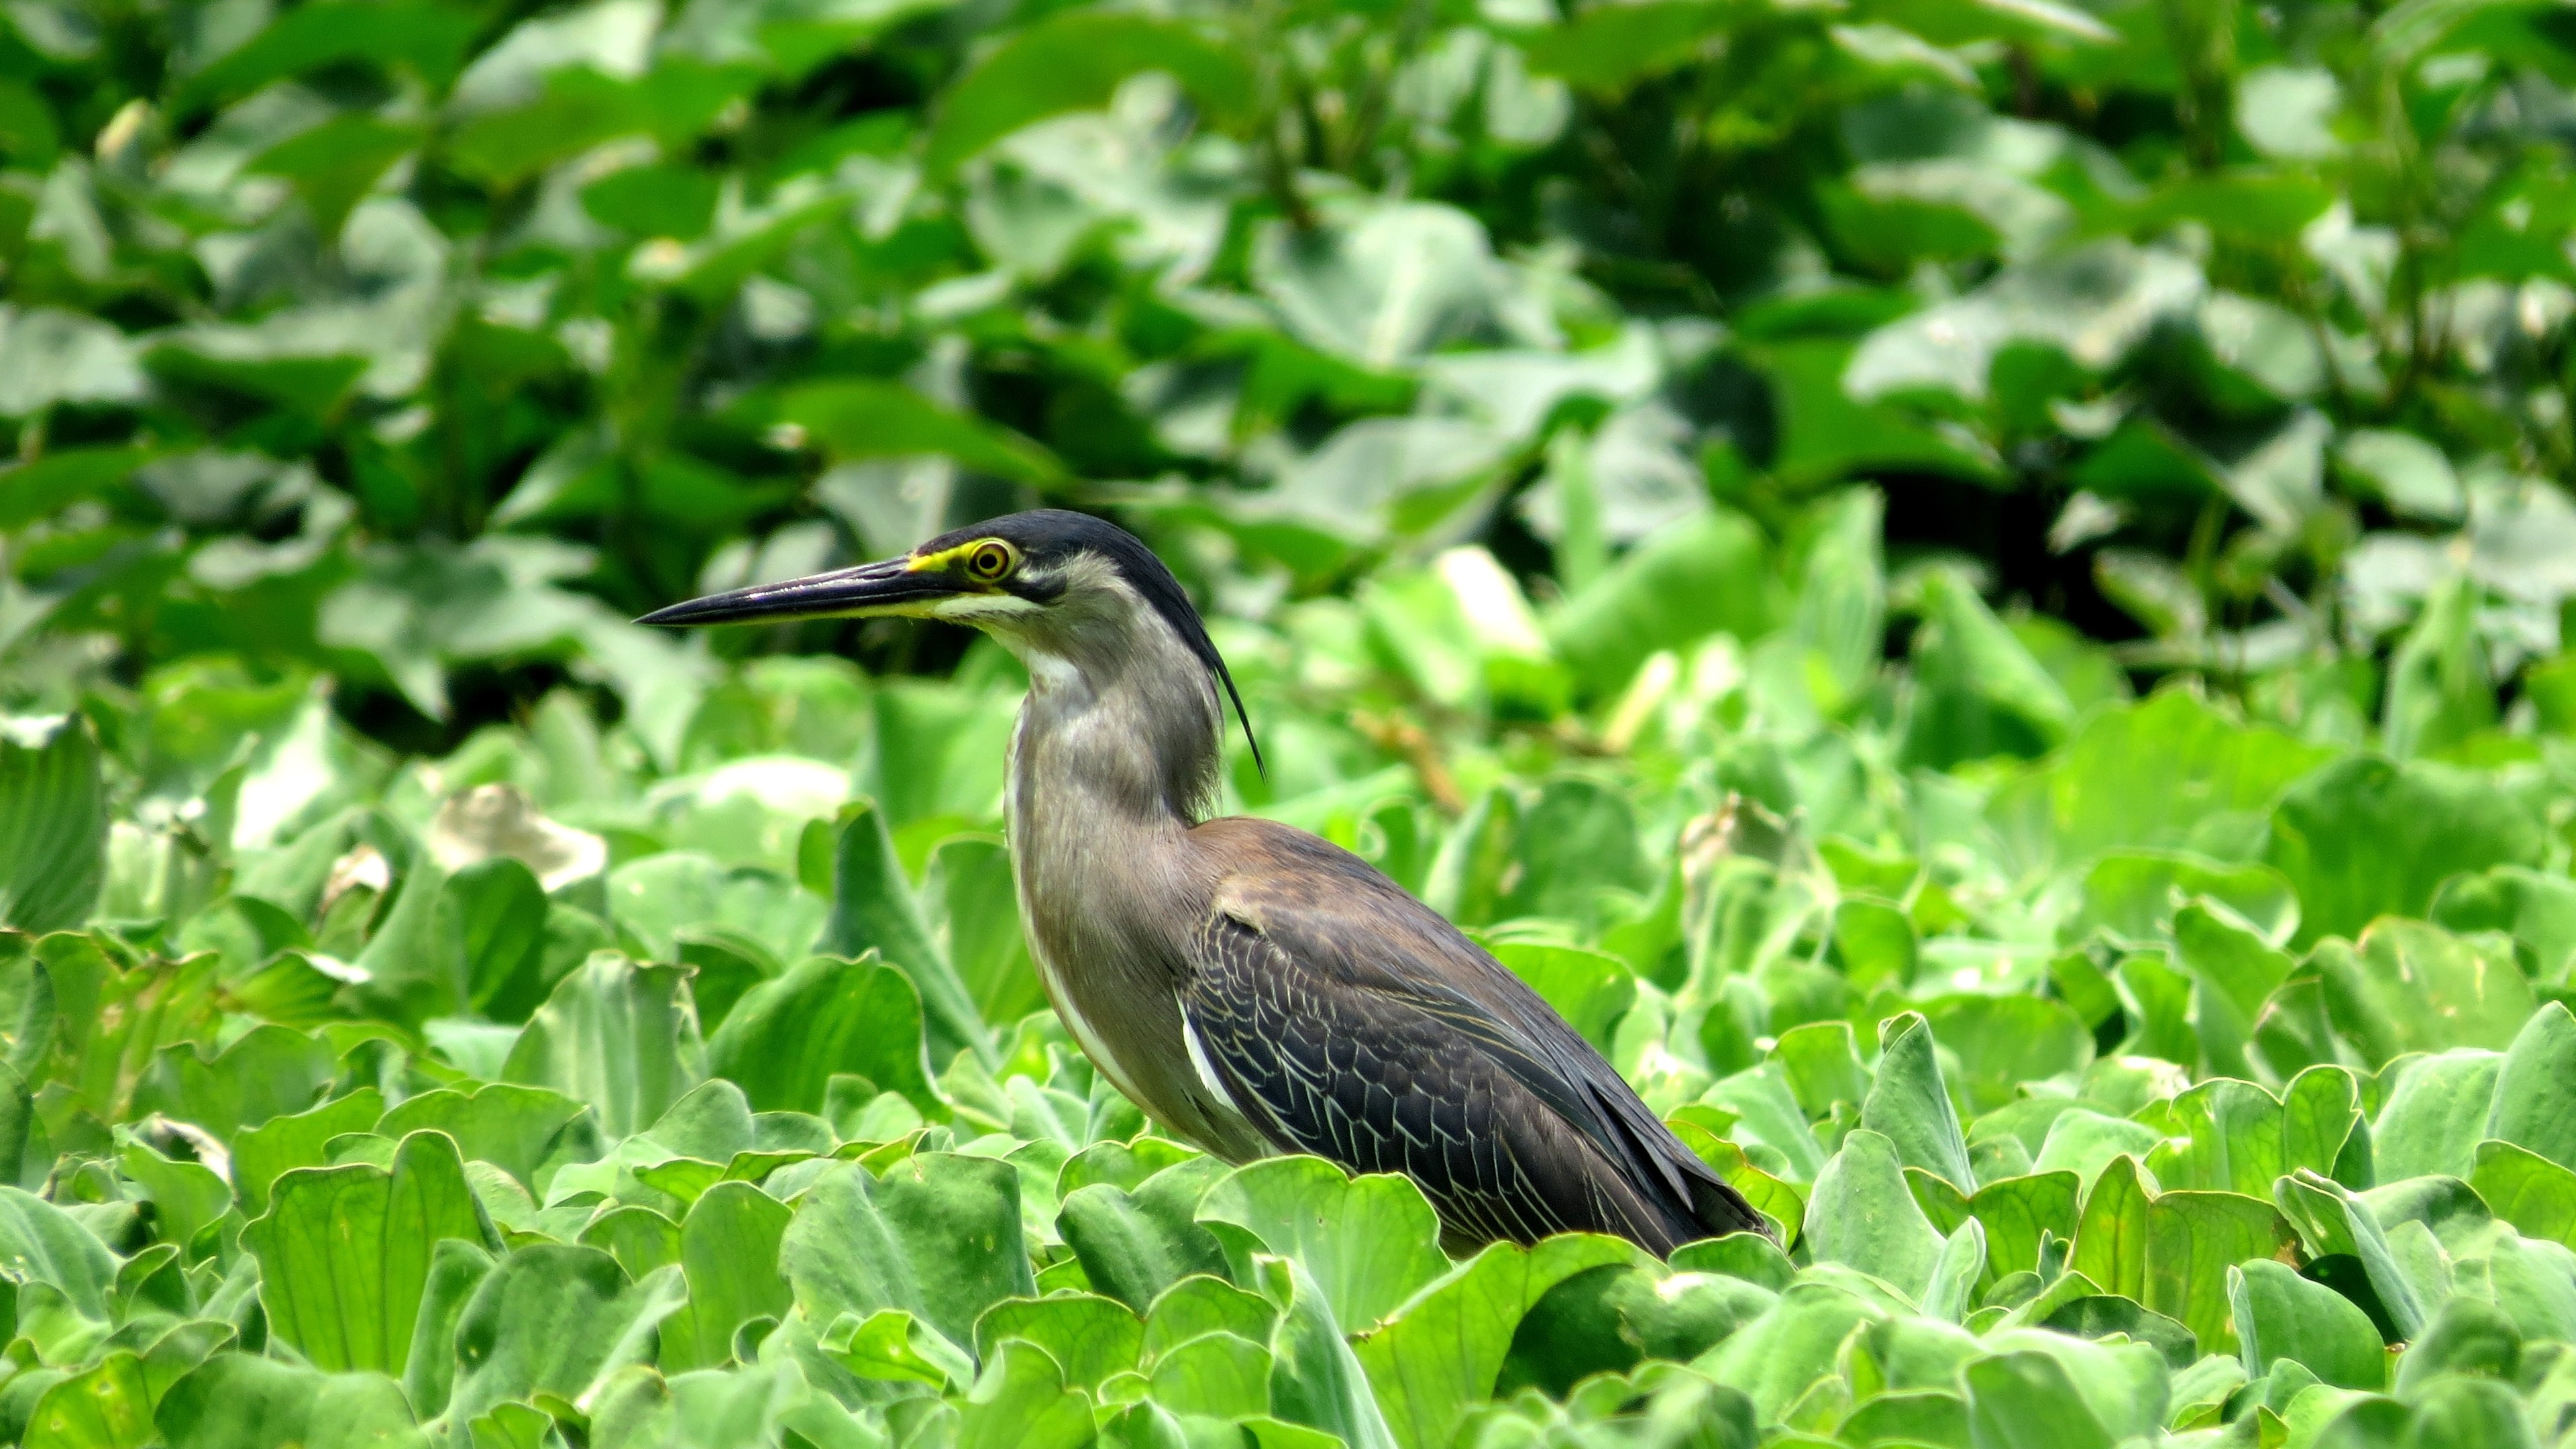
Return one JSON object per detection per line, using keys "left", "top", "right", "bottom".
{"left": 608, "top": 853, "right": 824, "bottom": 974}
{"left": 923, "top": 836, "right": 1047, "bottom": 1026}
{"left": 2485, "top": 1002, "right": 2576, "bottom": 1169}
{"left": 955, "top": 1338, "right": 1094, "bottom": 1449}
{"left": 0, "top": 1186, "right": 119, "bottom": 1320}
{"left": 132, "top": 1024, "right": 336, "bottom": 1140}
{"left": 759, "top": 380, "right": 1063, "bottom": 487}
{"left": 661, "top": 1181, "right": 792, "bottom": 1372}
{"left": 232, "top": 1088, "right": 386, "bottom": 1219}
{"left": 707, "top": 953, "right": 940, "bottom": 1118}
{"left": 779, "top": 1156, "right": 1036, "bottom": 1353}
{"left": 500, "top": 954, "right": 706, "bottom": 1138}
{"left": 1860, "top": 1013, "right": 1976, "bottom": 1190}
{"left": 924, "top": 11, "right": 1254, "bottom": 174}
{"left": 1486, "top": 943, "right": 1635, "bottom": 1055}
{"left": 1994, "top": 688, "right": 2338, "bottom": 875}
{"left": 1918, "top": 994, "right": 2094, "bottom": 1117}
{"left": 0, "top": 448, "right": 154, "bottom": 532}
{"left": 2316, "top": 923, "right": 2534, "bottom": 1067}
{"left": 1515, "top": 1, "right": 1730, "bottom": 95}
{"left": 2146, "top": 1191, "right": 2299, "bottom": 1357}
{"left": 1805, "top": 1129, "right": 1946, "bottom": 1300}
{"left": 155, "top": 1356, "right": 426, "bottom": 1449}
{"left": 975, "top": 1293, "right": 1142, "bottom": 1391}
{"left": 2264, "top": 759, "right": 2547, "bottom": 949}
{"left": 816, "top": 800, "right": 991, "bottom": 1069}
{"left": 0, "top": 718, "right": 106, "bottom": 934}
{"left": 1198, "top": 1157, "right": 1450, "bottom": 1332}
{"left": 244, "top": 1130, "right": 490, "bottom": 1375}
{"left": 247, "top": 117, "right": 421, "bottom": 244}
{"left": 2375, "top": 1047, "right": 2505, "bottom": 1180}
{"left": 1901, "top": 569, "right": 2077, "bottom": 769}
{"left": 443, "top": 1244, "right": 684, "bottom": 1426}
{"left": 2432, "top": 867, "right": 2576, "bottom": 983}
{"left": 1964, "top": 1349, "right": 2118, "bottom": 1449}
{"left": 2230, "top": 1258, "right": 2387, "bottom": 1390}
{"left": 2075, "top": 851, "right": 2302, "bottom": 947}
{"left": 399, "top": 1238, "right": 492, "bottom": 1421}
{"left": 1546, "top": 506, "right": 1775, "bottom": 698}
{"left": 24, "top": 1350, "right": 152, "bottom": 1449}
{"left": 1150, "top": 1330, "right": 1273, "bottom": 1417}
{"left": 2469, "top": 1140, "right": 2576, "bottom": 1248}
{"left": 1350, "top": 1234, "right": 1639, "bottom": 1449}
{"left": 373, "top": 1082, "right": 598, "bottom": 1199}
{"left": 1058, "top": 1177, "right": 1229, "bottom": 1313}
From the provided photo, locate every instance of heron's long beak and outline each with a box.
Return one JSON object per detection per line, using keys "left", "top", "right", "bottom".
{"left": 635, "top": 556, "right": 963, "bottom": 628}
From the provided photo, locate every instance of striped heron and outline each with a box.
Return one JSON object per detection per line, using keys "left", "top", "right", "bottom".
{"left": 642, "top": 509, "right": 1766, "bottom": 1254}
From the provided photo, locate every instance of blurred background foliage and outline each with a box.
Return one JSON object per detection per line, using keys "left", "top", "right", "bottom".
{"left": 14, "top": 0, "right": 2576, "bottom": 1442}
{"left": 7, "top": 0, "right": 2576, "bottom": 786}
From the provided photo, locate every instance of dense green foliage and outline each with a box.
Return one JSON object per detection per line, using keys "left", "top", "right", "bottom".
{"left": 9, "top": 0, "right": 2576, "bottom": 1444}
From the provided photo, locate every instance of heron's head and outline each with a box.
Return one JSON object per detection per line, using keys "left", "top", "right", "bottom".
{"left": 640, "top": 508, "right": 1259, "bottom": 765}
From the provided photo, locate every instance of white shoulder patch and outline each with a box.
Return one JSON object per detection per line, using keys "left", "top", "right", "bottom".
{"left": 1181, "top": 998, "right": 1244, "bottom": 1112}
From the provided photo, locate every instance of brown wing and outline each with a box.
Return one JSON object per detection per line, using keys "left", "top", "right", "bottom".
{"left": 1180, "top": 818, "right": 1767, "bottom": 1255}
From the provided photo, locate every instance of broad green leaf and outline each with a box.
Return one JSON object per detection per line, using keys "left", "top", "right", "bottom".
{"left": 244, "top": 1130, "right": 489, "bottom": 1375}
{"left": 1197, "top": 1157, "right": 1449, "bottom": 1332}
{"left": 955, "top": 1338, "right": 1093, "bottom": 1449}
{"left": 760, "top": 380, "right": 1063, "bottom": 486}
{"left": 2144, "top": 1190, "right": 2297, "bottom": 1356}
{"left": 2430, "top": 867, "right": 2576, "bottom": 982}
{"left": 2265, "top": 759, "right": 2547, "bottom": 948}
{"left": 1349, "top": 1234, "right": 1639, "bottom": 1449}
{"left": 2231, "top": 1258, "right": 2386, "bottom": 1389}
{"left": 608, "top": 853, "right": 824, "bottom": 977}
{"left": 1699, "top": 1279, "right": 1886, "bottom": 1422}
{"left": 1992, "top": 688, "right": 2336, "bottom": 873}
{"left": 1803, "top": 1129, "right": 1945, "bottom": 1300}
{"left": 975, "top": 1293, "right": 1142, "bottom": 1391}
{"left": 924, "top": 11, "right": 1254, "bottom": 174}
{"left": 155, "top": 1356, "right": 425, "bottom": 1449}
{"left": 2487, "top": 1002, "right": 2576, "bottom": 1169}
{"left": 2470, "top": 1141, "right": 2576, "bottom": 1248}
{"left": 1487, "top": 942, "right": 1635, "bottom": 1053}
{"left": 1149, "top": 1330, "right": 1273, "bottom": 1417}
{"left": 1059, "top": 1177, "right": 1229, "bottom": 1313}
{"left": 1962, "top": 1349, "right": 2116, "bottom": 1449}
{"left": 706, "top": 953, "right": 940, "bottom": 1118}
{"left": 1918, "top": 994, "right": 2094, "bottom": 1116}
{"left": 2074, "top": 851, "right": 2302, "bottom": 947}
{"left": 779, "top": 1156, "right": 1036, "bottom": 1353}
{"left": 2381, "top": 576, "right": 2496, "bottom": 760}
{"left": 232, "top": 1088, "right": 386, "bottom": 1218}
{"left": 24, "top": 1350, "right": 152, "bottom": 1449}
{"left": 443, "top": 1245, "right": 685, "bottom": 1426}
{"left": 131, "top": 1024, "right": 336, "bottom": 1141}
{"left": 501, "top": 954, "right": 706, "bottom": 1138}
{"left": 1859, "top": 1013, "right": 1976, "bottom": 1190}
{"left": 0, "top": 719, "right": 107, "bottom": 934}
{"left": 664, "top": 1181, "right": 792, "bottom": 1371}
{"left": 815, "top": 800, "right": 990, "bottom": 1068}
{"left": 374, "top": 1083, "right": 598, "bottom": 1197}
{"left": 1259, "top": 1255, "right": 1399, "bottom": 1449}
{"left": 2375, "top": 1049, "right": 2506, "bottom": 1181}
{"left": 1549, "top": 506, "right": 1775, "bottom": 699}
{"left": 2318, "top": 924, "right": 2533, "bottom": 1067}
{"left": 399, "top": 1238, "right": 492, "bottom": 1421}
{"left": 2143, "top": 1078, "right": 2286, "bottom": 1195}
{"left": 924, "top": 836, "right": 1047, "bottom": 1026}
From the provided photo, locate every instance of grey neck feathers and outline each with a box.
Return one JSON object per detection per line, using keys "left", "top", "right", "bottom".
{"left": 1001, "top": 572, "right": 1224, "bottom": 830}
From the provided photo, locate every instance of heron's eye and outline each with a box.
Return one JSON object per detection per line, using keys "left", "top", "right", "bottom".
{"left": 965, "top": 540, "right": 1017, "bottom": 582}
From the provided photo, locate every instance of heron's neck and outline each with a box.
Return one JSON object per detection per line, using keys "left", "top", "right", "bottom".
{"left": 1002, "top": 608, "right": 1224, "bottom": 839}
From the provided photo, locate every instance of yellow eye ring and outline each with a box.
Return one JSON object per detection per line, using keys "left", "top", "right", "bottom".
{"left": 965, "top": 540, "right": 1016, "bottom": 582}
